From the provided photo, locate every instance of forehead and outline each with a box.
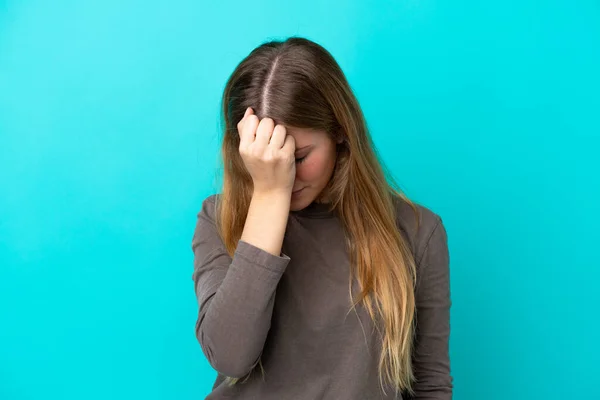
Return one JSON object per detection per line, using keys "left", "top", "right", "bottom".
{"left": 285, "top": 126, "right": 328, "bottom": 147}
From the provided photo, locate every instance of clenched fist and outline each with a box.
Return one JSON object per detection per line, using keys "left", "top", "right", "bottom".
{"left": 237, "top": 107, "right": 296, "bottom": 195}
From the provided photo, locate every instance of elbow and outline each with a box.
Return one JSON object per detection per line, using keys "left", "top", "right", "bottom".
{"left": 195, "top": 325, "right": 257, "bottom": 379}
{"left": 211, "top": 361, "right": 255, "bottom": 379}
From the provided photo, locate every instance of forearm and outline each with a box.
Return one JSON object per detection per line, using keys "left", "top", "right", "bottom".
{"left": 241, "top": 190, "right": 291, "bottom": 256}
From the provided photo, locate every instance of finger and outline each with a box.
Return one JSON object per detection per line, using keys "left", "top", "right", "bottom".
{"left": 239, "top": 114, "right": 259, "bottom": 148}
{"left": 237, "top": 107, "right": 253, "bottom": 135}
{"left": 269, "top": 124, "right": 287, "bottom": 149}
{"left": 281, "top": 133, "right": 296, "bottom": 158}
{"left": 254, "top": 117, "right": 275, "bottom": 150}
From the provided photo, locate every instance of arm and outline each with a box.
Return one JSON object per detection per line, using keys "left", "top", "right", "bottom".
{"left": 191, "top": 194, "right": 290, "bottom": 378}
{"left": 410, "top": 217, "right": 453, "bottom": 399}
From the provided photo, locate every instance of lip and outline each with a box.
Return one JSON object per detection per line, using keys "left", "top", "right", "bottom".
{"left": 292, "top": 187, "right": 305, "bottom": 196}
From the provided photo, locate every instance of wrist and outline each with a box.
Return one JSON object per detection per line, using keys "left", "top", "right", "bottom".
{"left": 252, "top": 188, "right": 292, "bottom": 201}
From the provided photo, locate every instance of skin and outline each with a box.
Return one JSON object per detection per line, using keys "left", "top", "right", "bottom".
{"left": 285, "top": 125, "right": 339, "bottom": 211}
{"left": 236, "top": 107, "right": 339, "bottom": 256}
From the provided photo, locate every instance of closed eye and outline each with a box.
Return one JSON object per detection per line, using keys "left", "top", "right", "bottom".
{"left": 295, "top": 155, "right": 307, "bottom": 164}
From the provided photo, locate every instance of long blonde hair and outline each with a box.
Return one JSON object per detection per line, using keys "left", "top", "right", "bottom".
{"left": 215, "top": 37, "right": 419, "bottom": 394}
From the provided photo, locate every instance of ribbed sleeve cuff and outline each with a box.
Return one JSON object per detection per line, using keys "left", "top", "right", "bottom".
{"left": 233, "top": 240, "right": 291, "bottom": 274}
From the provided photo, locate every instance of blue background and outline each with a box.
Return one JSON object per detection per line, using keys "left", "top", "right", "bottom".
{"left": 1, "top": 1, "right": 598, "bottom": 399}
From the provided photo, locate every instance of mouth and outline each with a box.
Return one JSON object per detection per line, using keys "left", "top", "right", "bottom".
{"left": 292, "top": 187, "right": 305, "bottom": 196}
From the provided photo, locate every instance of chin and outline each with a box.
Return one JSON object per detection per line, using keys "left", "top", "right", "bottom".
{"left": 290, "top": 193, "right": 315, "bottom": 211}
{"left": 290, "top": 200, "right": 309, "bottom": 212}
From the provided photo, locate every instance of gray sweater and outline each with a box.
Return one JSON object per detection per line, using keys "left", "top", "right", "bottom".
{"left": 192, "top": 194, "right": 452, "bottom": 399}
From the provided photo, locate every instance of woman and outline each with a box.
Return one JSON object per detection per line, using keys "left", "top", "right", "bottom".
{"left": 192, "top": 36, "right": 452, "bottom": 399}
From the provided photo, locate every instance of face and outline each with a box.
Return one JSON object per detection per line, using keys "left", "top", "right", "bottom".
{"left": 285, "top": 126, "right": 340, "bottom": 211}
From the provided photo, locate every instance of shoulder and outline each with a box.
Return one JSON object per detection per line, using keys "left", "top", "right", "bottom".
{"left": 197, "top": 193, "right": 222, "bottom": 222}
{"left": 192, "top": 194, "right": 222, "bottom": 247}
{"left": 392, "top": 194, "right": 446, "bottom": 266}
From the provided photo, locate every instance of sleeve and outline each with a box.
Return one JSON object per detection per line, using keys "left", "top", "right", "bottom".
{"left": 191, "top": 196, "right": 291, "bottom": 378}
{"left": 409, "top": 217, "right": 453, "bottom": 399}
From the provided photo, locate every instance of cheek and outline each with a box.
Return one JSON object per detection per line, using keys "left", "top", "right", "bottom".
{"left": 295, "top": 161, "right": 321, "bottom": 182}
{"left": 296, "top": 153, "right": 335, "bottom": 183}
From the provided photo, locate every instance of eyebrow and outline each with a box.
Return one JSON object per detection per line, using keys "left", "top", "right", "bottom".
{"left": 295, "top": 144, "right": 314, "bottom": 152}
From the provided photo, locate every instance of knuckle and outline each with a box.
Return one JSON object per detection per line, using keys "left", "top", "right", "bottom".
{"left": 280, "top": 151, "right": 293, "bottom": 163}
{"left": 251, "top": 148, "right": 263, "bottom": 159}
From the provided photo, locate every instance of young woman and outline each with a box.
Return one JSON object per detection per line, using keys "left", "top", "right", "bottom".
{"left": 192, "top": 37, "right": 452, "bottom": 399}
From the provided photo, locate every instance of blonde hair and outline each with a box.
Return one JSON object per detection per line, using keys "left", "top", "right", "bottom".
{"left": 216, "top": 36, "right": 419, "bottom": 394}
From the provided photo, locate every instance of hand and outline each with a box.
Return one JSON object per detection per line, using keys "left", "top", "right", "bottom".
{"left": 237, "top": 107, "right": 296, "bottom": 195}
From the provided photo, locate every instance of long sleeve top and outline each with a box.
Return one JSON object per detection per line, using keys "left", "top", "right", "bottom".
{"left": 191, "top": 194, "right": 452, "bottom": 399}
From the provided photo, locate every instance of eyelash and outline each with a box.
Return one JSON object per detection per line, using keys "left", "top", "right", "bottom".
{"left": 295, "top": 156, "right": 307, "bottom": 164}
